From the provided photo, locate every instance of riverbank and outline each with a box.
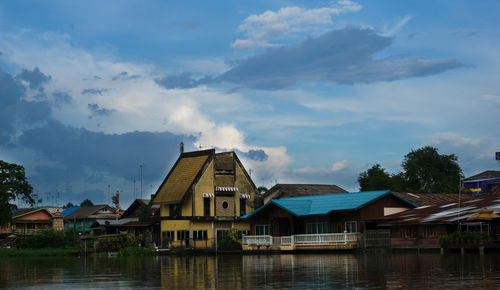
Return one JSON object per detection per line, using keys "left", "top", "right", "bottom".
{"left": 0, "top": 247, "right": 80, "bottom": 257}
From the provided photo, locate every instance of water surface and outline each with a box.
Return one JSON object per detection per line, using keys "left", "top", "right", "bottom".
{"left": 2, "top": 252, "right": 500, "bottom": 289}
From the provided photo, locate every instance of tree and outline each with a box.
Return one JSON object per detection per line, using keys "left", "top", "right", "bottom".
{"left": 64, "top": 202, "right": 75, "bottom": 208}
{"left": 358, "top": 164, "right": 392, "bottom": 191}
{"left": 0, "top": 160, "right": 34, "bottom": 227}
{"left": 403, "top": 146, "right": 462, "bottom": 193}
{"left": 80, "top": 199, "right": 94, "bottom": 207}
{"left": 257, "top": 186, "right": 268, "bottom": 195}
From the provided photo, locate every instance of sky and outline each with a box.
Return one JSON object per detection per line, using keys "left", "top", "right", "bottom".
{"left": 0, "top": 0, "right": 499, "bottom": 208}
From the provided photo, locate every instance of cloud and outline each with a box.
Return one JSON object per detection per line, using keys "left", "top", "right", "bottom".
{"left": 220, "top": 27, "right": 464, "bottom": 90}
{"left": 235, "top": 149, "right": 268, "bottom": 161}
{"left": 423, "top": 132, "right": 500, "bottom": 176}
{"left": 112, "top": 71, "right": 140, "bottom": 81}
{"left": 232, "top": 1, "right": 362, "bottom": 49}
{"left": 155, "top": 72, "right": 211, "bottom": 89}
{"left": 87, "top": 103, "right": 115, "bottom": 118}
{"left": 15, "top": 67, "right": 51, "bottom": 90}
{"left": 82, "top": 88, "right": 108, "bottom": 95}
{"left": 382, "top": 15, "right": 413, "bottom": 36}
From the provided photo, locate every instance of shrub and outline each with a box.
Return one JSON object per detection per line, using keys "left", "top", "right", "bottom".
{"left": 15, "top": 230, "right": 77, "bottom": 249}
{"left": 218, "top": 229, "right": 242, "bottom": 250}
{"left": 95, "top": 234, "right": 140, "bottom": 252}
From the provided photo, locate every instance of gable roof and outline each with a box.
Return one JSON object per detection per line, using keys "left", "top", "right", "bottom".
{"left": 12, "top": 207, "right": 53, "bottom": 219}
{"left": 152, "top": 149, "right": 214, "bottom": 204}
{"left": 61, "top": 206, "right": 80, "bottom": 217}
{"left": 464, "top": 170, "right": 500, "bottom": 182}
{"left": 63, "top": 205, "right": 116, "bottom": 220}
{"left": 242, "top": 190, "right": 417, "bottom": 219}
{"left": 121, "top": 199, "right": 150, "bottom": 218}
{"left": 263, "top": 184, "right": 347, "bottom": 201}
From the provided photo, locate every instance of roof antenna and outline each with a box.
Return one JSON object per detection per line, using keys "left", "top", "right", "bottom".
{"left": 180, "top": 141, "right": 184, "bottom": 154}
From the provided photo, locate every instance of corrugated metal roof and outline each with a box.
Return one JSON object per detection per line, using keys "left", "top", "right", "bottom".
{"left": 242, "top": 190, "right": 416, "bottom": 218}
{"left": 393, "top": 192, "right": 473, "bottom": 206}
{"left": 382, "top": 194, "right": 500, "bottom": 224}
{"left": 61, "top": 206, "right": 80, "bottom": 217}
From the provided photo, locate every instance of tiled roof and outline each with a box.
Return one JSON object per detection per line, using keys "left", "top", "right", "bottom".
{"left": 464, "top": 170, "right": 500, "bottom": 181}
{"left": 152, "top": 150, "right": 213, "bottom": 204}
{"left": 393, "top": 192, "right": 473, "bottom": 206}
{"left": 382, "top": 194, "right": 500, "bottom": 224}
{"left": 242, "top": 190, "right": 417, "bottom": 218}
{"left": 264, "top": 184, "right": 348, "bottom": 200}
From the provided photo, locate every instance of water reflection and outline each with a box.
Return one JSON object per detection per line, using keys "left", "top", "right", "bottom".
{"left": 2, "top": 252, "right": 500, "bottom": 289}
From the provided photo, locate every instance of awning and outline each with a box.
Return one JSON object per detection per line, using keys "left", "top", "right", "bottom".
{"left": 215, "top": 186, "right": 238, "bottom": 192}
{"left": 202, "top": 193, "right": 214, "bottom": 198}
{"left": 240, "top": 194, "right": 251, "bottom": 199}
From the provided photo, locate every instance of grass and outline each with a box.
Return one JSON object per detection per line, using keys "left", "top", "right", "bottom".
{"left": 0, "top": 247, "right": 79, "bottom": 257}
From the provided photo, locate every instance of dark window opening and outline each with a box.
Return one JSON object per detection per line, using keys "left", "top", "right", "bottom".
{"left": 222, "top": 201, "right": 228, "bottom": 209}
{"left": 240, "top": 199, "right": 246, "bottom": 216}
{"left": 204, "top": 198, "right": 210, "bottom": 217}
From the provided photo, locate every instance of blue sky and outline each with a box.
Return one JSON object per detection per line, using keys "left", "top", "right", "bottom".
{"left": 0, "top": 0, "right": 499, "bottom": 207}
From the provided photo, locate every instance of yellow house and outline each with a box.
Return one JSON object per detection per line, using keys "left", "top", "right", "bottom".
{"left": 152, "top": 149, "right": 258, "bottom": 249}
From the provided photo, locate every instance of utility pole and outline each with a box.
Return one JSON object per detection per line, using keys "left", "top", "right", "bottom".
{"left": 140, "top": 164, "right": 143, "bottom": 199}
{"left": 107, "top": 185, "right": 111, "bottom": 205}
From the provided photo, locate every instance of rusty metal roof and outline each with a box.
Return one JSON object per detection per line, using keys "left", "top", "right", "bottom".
{"left": 382, "top": 194, "right": 500, "bottom": 224}
{"left": 393, "top": 192, "right": 473, "bottom": 206}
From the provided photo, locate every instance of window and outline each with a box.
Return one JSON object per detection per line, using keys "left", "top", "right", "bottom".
{"left": 237, "top": 230, "right": 250, "bottom": 240}
{"left": 222, "top": 201, "right": 228, "bottom": 209}
{"left": 306, "top": 223, "right": 329, "bottom": 234}
{"left": 164, "top": 231, "right": 175, "bottom": 241}
{"left": 169, "top": 204, "right": 175, "bottom": 216}
{"left": 255, "top": 224, "right": 270, "bottom": 235}
{"left": 345, "top": 221, "right": 357, "bottom": 233}
{"left": 193, "top": 230, "right": 208, "bottom": 240}
{"left": 204, "top": 198, "right": 211, "bottom": 217}
{"left": 177, "top": 230, "right": 189, "bottom": 241}
{"left": 240, "top": 199, "right": 246, "bottom": 216}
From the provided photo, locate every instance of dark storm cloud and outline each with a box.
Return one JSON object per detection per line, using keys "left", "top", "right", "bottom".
{"left": 15, "top": 67, "right": 51, "bottom": 90}
{"left": 52, "top": 91, "right": 72, "bottom": 107}
{"left": 112, "top": 71, "right": 139, "bottom": 81}
{"left": 88, "top": 103, "right": 115, "bottom": 117}
{"left": 19, "top": 119, "right": 194, "bottom": 182}
{"left": 156, "top": 27, "right": 464, "bottom": 90}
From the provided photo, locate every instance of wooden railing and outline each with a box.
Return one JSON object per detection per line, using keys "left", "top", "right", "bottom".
{"left": 243, "top": 233, "right": 359, "bottom": 246}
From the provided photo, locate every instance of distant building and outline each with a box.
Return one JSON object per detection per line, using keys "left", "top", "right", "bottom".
{"left": 262, "top": 183, "right": 348, "bottom": 204}
{"left": 463, "top": 170, "right": 500, "bottom": 194}
{"left": 0, "top": 207, "right": 63, "bottom": 235}
{"left": 63, "top": 205, "right": 117, "bottom": 234}
{"left": 151, "top": 149, "right": 258, "bottom": 249}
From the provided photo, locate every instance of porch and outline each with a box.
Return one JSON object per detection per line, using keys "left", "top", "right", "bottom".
{"left": 242, "top": 233, "right": 360, "bottom": 251}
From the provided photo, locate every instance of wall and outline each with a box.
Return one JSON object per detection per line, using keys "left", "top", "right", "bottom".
{"left": 194, "top": 159, "right": 215, "bottom": 217}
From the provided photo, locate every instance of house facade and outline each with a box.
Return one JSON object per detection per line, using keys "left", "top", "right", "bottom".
{"left": 463, "top": 170, "right": 500, "bottom": 194}
{"left": 241, "top": 190, "right": 417, "bottom": 251}
{"left": 0, "top": 208, "right": 63, "bottom": 235}
{"left": 63, "top": 205, "right": 117, "bottom": 233}
{"left": 152, "top": 149, "right": 258, "bottom": 249}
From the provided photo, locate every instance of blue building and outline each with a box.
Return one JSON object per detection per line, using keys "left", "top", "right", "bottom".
{"left": 463, "top": 171, "right": 500, "bottom": 195}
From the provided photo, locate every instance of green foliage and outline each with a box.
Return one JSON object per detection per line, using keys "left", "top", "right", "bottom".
{"left": 95, "top": 234, "right": 140, "bottom": 252}
{"left": 0, "top": 160, "right": 34, "bottom": 227}
{"left": 403, "top": 146, "right": 462, "bottom": 193}
{"left": 15, "top": 230, "right": 77, "bottom": 249}
{"left": 439, "top": 231, "right": 488, "bottom": 246}
{"left": 80, "top": 198, "right": 94, "bottom": 207}
{"left": 218, "top": 229, "right": 242, "bottom": 250}
{"left": 357, "top": 146, "right": 463, "bottom": 193}
{"left": 358, "top": 164, "right": 392, "bottom": 191}
{"left": 64, "top": 202, "right": 75, "bottom": 208}
{"left": 257, "top": 186, "right": 268, "bottom": 195}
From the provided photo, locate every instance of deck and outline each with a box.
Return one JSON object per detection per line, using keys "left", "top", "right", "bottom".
{"left": 242, "top": 233, "right": 359, "bottom": 251}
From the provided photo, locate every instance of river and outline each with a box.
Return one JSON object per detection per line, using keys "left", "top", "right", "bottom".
{"left": 1, "top": 252, "right": 500, "bottom": 289}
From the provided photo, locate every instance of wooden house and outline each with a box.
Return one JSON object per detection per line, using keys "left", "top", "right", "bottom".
{"left": 0, "top": 207, "right": 63, "bottom": 235}
{"left": 63, "top": 205, "right": 117, "bottom": 234}
{"left": 151, "top": 149, "right": 258, "bottom": 249}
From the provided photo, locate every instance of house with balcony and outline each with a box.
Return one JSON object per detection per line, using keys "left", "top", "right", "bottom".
{"left": 240, "top": 190, "right": 417, "bottom": 251}
{"left": 151, "top": 149, "right": 258, "bottom": 249}
{"left": 0, "top": 207, "right": 63, "bottom": 235}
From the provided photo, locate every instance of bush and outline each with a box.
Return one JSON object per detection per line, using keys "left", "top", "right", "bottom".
{"left": 15, "top": 230, "right": 77, "bottom": 249}
{"left": 439, "top": 231, "right": 488, "bottom": 246}
{"left": 95, "top": 234, "right": 140, "bottom": 252}
{"left": 218, "top": 229, "right": 242, "bottom": 250}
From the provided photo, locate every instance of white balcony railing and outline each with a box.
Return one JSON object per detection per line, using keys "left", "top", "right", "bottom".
{"left": 242, "top": 233, "right": 358, "bottom": 246}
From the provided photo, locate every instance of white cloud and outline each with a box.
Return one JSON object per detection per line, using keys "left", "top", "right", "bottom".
{"left": 0, "top": 29, "right": 295, "bottom": 186}
{"left": 382, "top": 15, "right": 413, "bottom": 36}
{"left": 232, "top": 1, "right": 362, "bottom": 49}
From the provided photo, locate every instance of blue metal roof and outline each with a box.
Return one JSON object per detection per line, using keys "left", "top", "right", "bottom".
{"left": 241, "top": 190, "right": 417, "bottom": 219}
{"left": 61, "top": 206, "right": 80, "bottom": 217}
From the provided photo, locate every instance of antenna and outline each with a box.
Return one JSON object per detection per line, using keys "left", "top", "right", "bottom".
{"left": 180, "top": 142, "right": 184, "bottom": 154}
{"left": 496, "top": 152, "right": 500, "bottom": 171}
{"left": 140, "top": 164, "right": 143, "bottom": 199}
